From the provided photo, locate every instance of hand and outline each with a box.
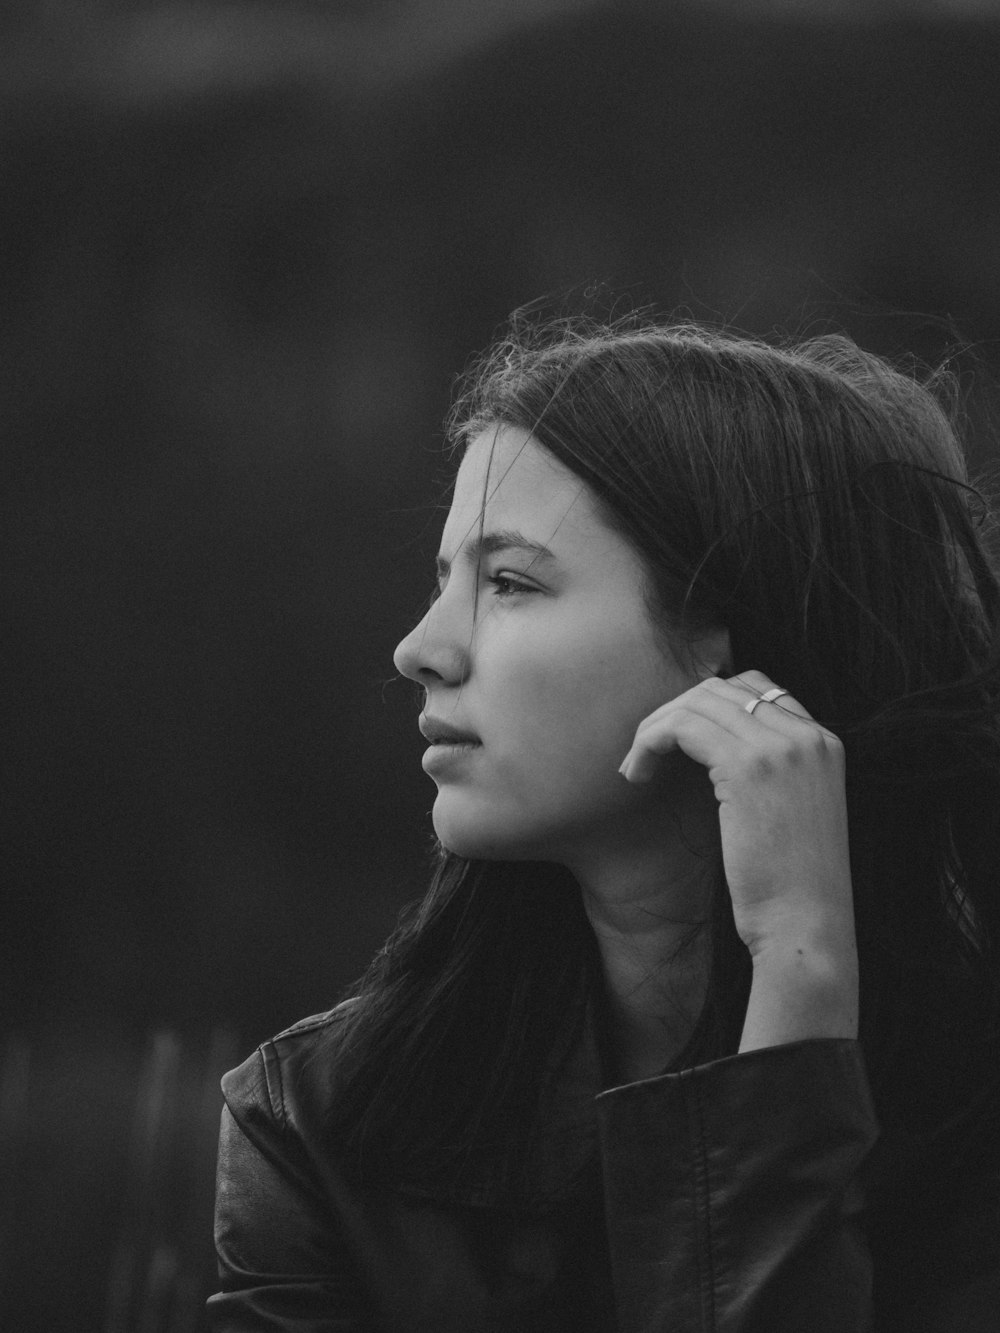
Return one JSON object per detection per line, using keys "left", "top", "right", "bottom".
{"left": 619, "top": 669, "right": 855, "bottom": 971}
{"left": 620, "top": 671, "right": 857, "bottom": 1046}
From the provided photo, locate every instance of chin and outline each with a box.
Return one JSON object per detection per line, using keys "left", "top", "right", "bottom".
{"left": 431, "top": 798, "right": 551, "bottom": 863}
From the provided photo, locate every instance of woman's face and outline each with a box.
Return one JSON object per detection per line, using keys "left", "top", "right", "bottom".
{"left": 393, "top": 425, "right": 715, "bottom": 864}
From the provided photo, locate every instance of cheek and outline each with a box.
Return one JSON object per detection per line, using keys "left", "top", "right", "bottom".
{"left": 488, "top": 652, "right": 664, "bottom": 795}
{"left": 509, "top": 635, "right": 678, "bottom": 743}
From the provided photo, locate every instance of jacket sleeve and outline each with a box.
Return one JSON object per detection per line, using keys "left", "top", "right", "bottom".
{"left": 207, "top": 1050, "right": 373, "bottom": 1333}
{"left": 594, "top": 1039, "right": 878, "bottom": 1332}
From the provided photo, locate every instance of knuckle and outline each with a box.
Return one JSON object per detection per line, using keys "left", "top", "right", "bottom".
{"left": 746, "top": 751, "right": 777, "bottom": 781}
{"left": 779, "top": 738, "right": 805, "bottom": 766}
{"left": 824, "top": 733, "right": 846, "bottom": 767}
{"left": 670, "top": 708, "right": 696, "bottom": 733}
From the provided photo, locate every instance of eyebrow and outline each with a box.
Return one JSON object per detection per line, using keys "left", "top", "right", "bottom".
{"left": 435, "top": 529, "right": 557, "bottom": 579}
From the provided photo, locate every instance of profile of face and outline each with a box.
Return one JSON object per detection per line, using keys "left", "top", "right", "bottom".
{"left": 393, "top": 425, "right": 725, "bottom": 868}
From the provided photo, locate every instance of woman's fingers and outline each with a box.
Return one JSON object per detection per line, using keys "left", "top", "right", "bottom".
{"left": 725, "top": 674, "right": 843, "bottom": 747}
{"left": 725, "top": 670, "right": 827, "bottom": 728}
{"left": 620, "top": 678, "right": 767, "bottom": 782}
{"left": 620, "top": 672, "right": 839, "bottom": 784}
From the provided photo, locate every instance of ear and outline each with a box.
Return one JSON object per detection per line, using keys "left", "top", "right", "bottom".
{"left": 691, "top": 625, "right": 732, "bottom": 680}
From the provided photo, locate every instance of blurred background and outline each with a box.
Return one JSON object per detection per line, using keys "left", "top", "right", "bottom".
{"left": 4, "top": 0, "right": 1000, "bottom": 1327}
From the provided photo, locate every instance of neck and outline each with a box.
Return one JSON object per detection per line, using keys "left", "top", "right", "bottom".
{"left": 566, "top": 787, "right": 719, "bottom": 1085}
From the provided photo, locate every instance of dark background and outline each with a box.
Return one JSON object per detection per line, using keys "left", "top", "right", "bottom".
{"left": 4, "top": 0, "right": 1000, "bottom": 1327}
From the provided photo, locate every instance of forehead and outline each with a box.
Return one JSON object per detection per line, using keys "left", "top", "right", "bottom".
{"left": 445, "top": 425, "right": 607, "bottom": 552}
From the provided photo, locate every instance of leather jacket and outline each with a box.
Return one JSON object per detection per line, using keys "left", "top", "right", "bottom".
{"left": 208, "top": 1001, "right": 999, "bottom": 1331}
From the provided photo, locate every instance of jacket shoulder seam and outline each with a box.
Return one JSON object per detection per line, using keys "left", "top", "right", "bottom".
{"left": 258, "top": 1040, "right": 287, "bottom": 1125}
{"left": 257, "top": 998, "right": 359, "bottom": 1125}
{"left": 271, "top": 997, "right": 359, "bottom": 1043}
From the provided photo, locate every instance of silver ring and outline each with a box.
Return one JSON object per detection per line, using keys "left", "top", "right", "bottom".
{"left": 744, "top": 687, "right": 789, "bottom": 715}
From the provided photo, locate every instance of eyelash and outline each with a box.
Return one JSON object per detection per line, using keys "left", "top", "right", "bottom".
{"left": 430, "top": 571, "right": 535, "bottom": 603}
{"left": 487, "top": 572, "right": 535, "bottom": 599}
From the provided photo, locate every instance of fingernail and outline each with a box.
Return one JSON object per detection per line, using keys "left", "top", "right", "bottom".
{"left": 618, "top": 756, "right": 632, "bottom": 778}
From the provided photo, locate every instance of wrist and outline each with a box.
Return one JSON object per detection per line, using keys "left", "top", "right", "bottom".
{"left": 739, "top": 935, "right": 859, "bottom": 1053}
{"left": 743, "top": 903, "right": 857, "bottom": 966}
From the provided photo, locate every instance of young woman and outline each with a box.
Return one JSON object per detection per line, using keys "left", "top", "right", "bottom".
{"left": 209, "top": 318, "right": 1000, "bottom": 1331}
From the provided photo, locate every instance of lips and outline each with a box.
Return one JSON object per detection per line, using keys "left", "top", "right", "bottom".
{"left": 418, "top": 716, "right": 481, "bottom": 746}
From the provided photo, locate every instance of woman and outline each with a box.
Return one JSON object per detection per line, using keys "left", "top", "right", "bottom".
{"left": 209, "top": 318, "right": 1000, "bottom": 1331}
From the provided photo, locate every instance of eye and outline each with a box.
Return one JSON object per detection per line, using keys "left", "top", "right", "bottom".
{"left": 487, "top": 571, "right": 536, "bottom": 598}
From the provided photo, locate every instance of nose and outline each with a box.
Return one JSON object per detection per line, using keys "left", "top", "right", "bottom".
{"left": 393, "top": 592, "right": 472, "bottom": 687}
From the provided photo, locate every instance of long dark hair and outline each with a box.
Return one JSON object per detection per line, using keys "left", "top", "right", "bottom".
{"left": 327, "top": 316, "right": 1000, "bottom": 1197}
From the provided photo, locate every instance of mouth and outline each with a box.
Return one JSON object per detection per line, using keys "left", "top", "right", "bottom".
{"left": 418, "top": 716, "right": 482, "bottom": 747}
{"left": 419, "top": 716, "right": 481, "bottom": 778}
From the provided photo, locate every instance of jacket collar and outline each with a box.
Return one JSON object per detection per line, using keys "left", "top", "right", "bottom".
{"left": 382, "top": 986, "right": 727, "bottom": 1214}
{"left": 383, "top": 990, "right": 608, "bottom": 1214}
